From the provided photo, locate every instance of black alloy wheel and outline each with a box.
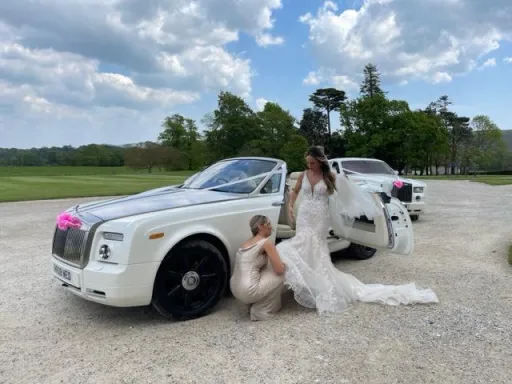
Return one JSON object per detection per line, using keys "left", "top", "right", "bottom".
{"left": 152, "top": 240, "right": 228, "bottom": 320}
{"left": 348, "top": 243, "right": 377, "bottom": 260}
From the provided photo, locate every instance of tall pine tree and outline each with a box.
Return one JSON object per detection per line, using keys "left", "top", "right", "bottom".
{"left": 360, "top": 63, "right": 385, "bottom": 98}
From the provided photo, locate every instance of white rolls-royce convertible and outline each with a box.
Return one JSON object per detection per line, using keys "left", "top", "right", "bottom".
{"left": 328, "top": 157, "right": 427, "bottom": 221}
{"left": 51, "top": 157, "right": 413, "bottom": 320}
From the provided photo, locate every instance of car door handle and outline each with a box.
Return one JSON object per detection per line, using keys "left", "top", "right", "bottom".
{"left": 272, "top": 201, "right": 284, "bottom": 206}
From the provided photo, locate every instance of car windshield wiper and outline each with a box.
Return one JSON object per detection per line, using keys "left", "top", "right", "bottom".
{"left": 208, "top": 187, "right": 244, "bottom": 194}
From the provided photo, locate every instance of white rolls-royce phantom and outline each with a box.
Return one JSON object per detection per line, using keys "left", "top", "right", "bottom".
{"left": 51, "top": 157, "right": 413, "bottom": 320}
{"left": 328, "top": 157, "right": 426, "bottom": 221}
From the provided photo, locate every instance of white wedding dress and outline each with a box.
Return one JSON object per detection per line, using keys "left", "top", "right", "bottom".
{"left": 276, "top": 172, "right": 438, "bottom": 315}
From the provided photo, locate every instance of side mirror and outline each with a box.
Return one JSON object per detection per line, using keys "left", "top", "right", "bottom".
{"left": 393, "top": 170, "right": 399, "bottom": 175}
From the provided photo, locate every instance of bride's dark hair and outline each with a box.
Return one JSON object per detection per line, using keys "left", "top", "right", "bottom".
{"left": 306, "top": 146, "right": 336, "bottom": 195}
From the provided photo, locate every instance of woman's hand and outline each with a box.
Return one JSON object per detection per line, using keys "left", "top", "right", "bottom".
{"left": 288, "top": 204, "right": 295, "bottom": 224}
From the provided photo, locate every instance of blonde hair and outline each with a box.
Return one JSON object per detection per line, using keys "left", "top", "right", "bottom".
{"left": 249, "top": 215, "right": 268, "bottom": 236}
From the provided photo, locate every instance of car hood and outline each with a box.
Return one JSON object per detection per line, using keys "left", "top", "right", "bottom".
{"left": 347, "top": 174, "right": 425, "bottom": 187}
{"left": 73, "top": 186, "right": 241, "bottom": 222}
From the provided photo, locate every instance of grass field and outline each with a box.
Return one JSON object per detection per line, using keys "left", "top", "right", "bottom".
{"left": 414, "top": 175, "right": 512, "bottom": 186}
{"left": 0, "top": 167, "right": 194, "bottom": 202}
{"left": 1, "top": 166, "right": 512, "bottom": 202}
{"left": 0, "top": 166, "right": 193, "bottom": 177}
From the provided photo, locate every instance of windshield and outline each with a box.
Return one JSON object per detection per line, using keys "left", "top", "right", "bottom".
{"left": 341, "top": 160, "right": 395, "bottom": 175}
{"left": 183, "top": 158, "right": 278, "bottom": 193}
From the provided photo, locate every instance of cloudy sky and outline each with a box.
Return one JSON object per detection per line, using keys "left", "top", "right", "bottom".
{"left": 1, "top": 0, "right": 511, "bottom": 149}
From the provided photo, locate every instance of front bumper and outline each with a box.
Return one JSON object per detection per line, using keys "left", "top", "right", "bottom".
{"left": 51, "top": 257, "right": 160, "bottom": 307}
{"left": 402, "top": 201, "right": 425, "bottom": 215}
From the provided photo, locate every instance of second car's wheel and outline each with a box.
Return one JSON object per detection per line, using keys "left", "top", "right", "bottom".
{"left": 348, "top": 243, "right": 377, "bottom": 260}
{"left": 152, "top": 239, "right": 228, "bottom": 321}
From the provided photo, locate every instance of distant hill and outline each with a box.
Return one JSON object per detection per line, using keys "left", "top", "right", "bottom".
{"left": 502, "top": 130, "right": 512, "bottom": 151}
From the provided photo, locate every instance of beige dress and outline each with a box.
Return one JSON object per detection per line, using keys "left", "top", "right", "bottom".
{"left": 230, "top": 238, "right": 285, "bottom": 321}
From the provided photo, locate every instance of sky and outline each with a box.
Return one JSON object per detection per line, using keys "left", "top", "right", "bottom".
{"left": 1, "top": 0, "right": 511, "bottom": 149}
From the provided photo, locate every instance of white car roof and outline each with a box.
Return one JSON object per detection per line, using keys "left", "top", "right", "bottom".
{"left": 220, "top": 156, "right": 284, "bottom": 163}
{"left": 329, "top": 157, "right": 384, "bottom": 162}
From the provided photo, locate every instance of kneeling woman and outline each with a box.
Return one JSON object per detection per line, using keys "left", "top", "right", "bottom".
{"left": 230, "top": 215, "right": 287, "bottom": 321}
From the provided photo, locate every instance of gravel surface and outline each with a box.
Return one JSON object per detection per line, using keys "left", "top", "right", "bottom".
{"left": 1, "top": 181, "right": 511, "bottom": 384}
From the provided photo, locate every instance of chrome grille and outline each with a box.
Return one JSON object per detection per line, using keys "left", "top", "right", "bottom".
{"left": 392, "top": 182, "right": 412, "bottom": 202}
{"left": 52, "top": 227, "right": 88, "bottom": 266}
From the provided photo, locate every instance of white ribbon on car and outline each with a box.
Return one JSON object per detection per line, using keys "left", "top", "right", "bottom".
{"left": 340, "top": 168, "right": 398, "bottom": 197}
{"left": 197, "top": 167, "right": 390, "bottom": 238}
{"left": 201, "top": 170, "right": 277, "bottom": 192}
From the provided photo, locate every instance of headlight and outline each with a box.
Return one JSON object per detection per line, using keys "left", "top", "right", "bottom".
{"left": 413, "top": 187, "right": 424, "bottom": 193}
{"left": 99, "top": 244, "right": 111, "bottom": 260}
{"left": 102, "top": 232, "right": 124, "bottom": 241}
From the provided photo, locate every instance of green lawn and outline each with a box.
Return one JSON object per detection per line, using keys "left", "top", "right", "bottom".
{"left": 1, "top": 166, "right": 511, "bottom": 202}
{"left": 0, "top": 166, "right": 194, "bottom": 177}
{"left": 414, "top": 175, "right": 512, "bottom": 186}
{"left": 0, "top": 167, "right": 195, "bottom": 202}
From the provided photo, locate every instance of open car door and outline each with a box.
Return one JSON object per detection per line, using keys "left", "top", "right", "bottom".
{"left": 330, "top": 192, "right": 414, "bottom": 256}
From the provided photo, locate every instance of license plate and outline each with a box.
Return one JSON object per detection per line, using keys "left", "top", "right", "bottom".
{"left": 54, "top": 264, "right": 72, "bottom": 282}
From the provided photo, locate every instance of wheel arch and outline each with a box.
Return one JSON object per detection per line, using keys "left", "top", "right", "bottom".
{"left": 167, "top": 233, "right": 231, "bottom": 276}
{"left": 152, "top": 230, "right": 232, "bottom": 291}
{"left": 151, "top": 232, "right": 231, "bottom": 319}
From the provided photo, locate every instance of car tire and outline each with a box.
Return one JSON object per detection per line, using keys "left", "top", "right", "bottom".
{"left": 410, "top": 215, "right": 419, "bottom": 221}
{"left": 348, "top": 243, "right": 377, "bottom": 260}
{"left": 152, "top": 239, "right": 228, "bottom": 321}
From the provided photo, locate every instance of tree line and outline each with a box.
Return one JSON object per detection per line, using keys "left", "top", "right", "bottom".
{"left": 2, "top": 63, "right": 511, "bottom": 174}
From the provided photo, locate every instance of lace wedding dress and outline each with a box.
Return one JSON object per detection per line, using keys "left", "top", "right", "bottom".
{"left": 276, "top": 172, "right": 438, "bottom": 314}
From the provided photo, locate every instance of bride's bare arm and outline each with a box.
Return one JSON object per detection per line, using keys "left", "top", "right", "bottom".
{"left": 263, "top": 240, "right": 286, "bottom": 275}
{"left": 288, "top": 172, "right": 304, "bottom": 210}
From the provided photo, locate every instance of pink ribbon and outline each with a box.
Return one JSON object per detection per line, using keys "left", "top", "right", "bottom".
{"left": 56, "top": 212, "right": 82, "bottom": 230}
{"left": 393, "top": 180, "right": 404, "bottom": 189}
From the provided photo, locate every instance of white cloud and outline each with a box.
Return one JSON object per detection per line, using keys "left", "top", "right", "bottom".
{"left": 300, "top": 0, "right": 512, "bottom": 88}
{"left": 504, "top": 57, "right": 512, "bottom": 63}
{"left": 478, "top": 57, "right": 497, "bottom": 70}
{"left": 0, "top": 0, "right": 284, "bottom": 146}
{"left": 303, "top": 69, "right": 359, "bottom": 93}
{"left": 431, "top": 72, "right": 453, "bottom": 84}
{"left": 303, "top": 71, "right": 321, "bottom": 85}
{"left": 255, "top": 97, "right": 269, "bottom": 111}
{"left": 255, "top": 33, "right": 285, "bottom": 47}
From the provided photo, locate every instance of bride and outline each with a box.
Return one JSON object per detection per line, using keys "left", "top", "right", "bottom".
{"left": 276, "top": 146, "right": 438, "bottom": 314}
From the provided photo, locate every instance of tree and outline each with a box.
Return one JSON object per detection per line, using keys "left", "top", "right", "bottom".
{"left": 426, "top": 96, "right": 471, "bottom": 174}
{"left": 204, "top": 91, "right": 261, "bottom": 161}
{"left": 158, "top": 114, "right": 204, "bottom": 170}
{"left": 328, "top": 132, "right": 346, "bottom": 158}
{"left": 255, "top": 102, "right": 297, "bottom": 157}
{"left": 360, "top": 63, "right": 385, "bottom": 98}
{"left": 298, "top": 108, "right": 329, "bottom": 147}
{"left": 158, "top": 114, "right": 190, "bottom": 150}
{"left": 124, "top": 142, "right": 174, "bottom": 173}
{"left": 309, "top": 88, "right": 346, "bottom": 140}
{"left": 449, "top": 115, "right": 472, "bottom": 174}
{"left": 280, "top": 135, "right": 309, "bottom": 172}
{"left": 470, "top": 115, "right": 507, "bottom": 171}
{"left": 340, "top": 93, "right": 397, "bottom": 159}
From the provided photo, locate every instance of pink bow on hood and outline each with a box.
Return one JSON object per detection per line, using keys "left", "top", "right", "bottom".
{"left": 393, "top": 180, "right": 404, "bottom": 189}
{"left": 56, "top": 212, "right": 82, "bottom": 230}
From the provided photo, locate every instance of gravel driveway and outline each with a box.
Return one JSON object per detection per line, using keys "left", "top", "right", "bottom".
{"left": 1, "top": 181, "right": 511, "bottom": 384}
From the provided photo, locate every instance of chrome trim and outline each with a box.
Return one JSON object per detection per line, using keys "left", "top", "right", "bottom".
{"left": 52, "top": 227, "right": 89, "bottom": 268}
{"left": 51, "top": 213, "right": 104, "bottom": 269}
{"left": 382, "top": 203, "right": 395, "bottom": 249}
{"left": 82, "top": 221, "right": 103, "bottom": 268}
